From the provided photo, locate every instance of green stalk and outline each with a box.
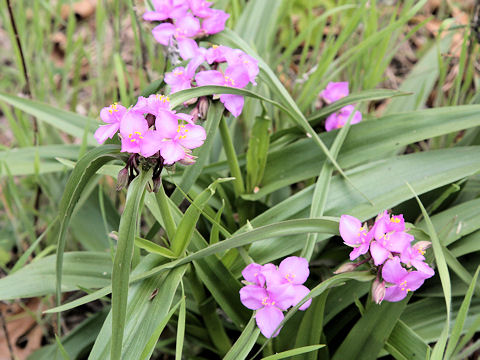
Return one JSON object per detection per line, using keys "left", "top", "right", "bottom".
{"left": 219, "top": 116, "right": 245, "bottom": 197}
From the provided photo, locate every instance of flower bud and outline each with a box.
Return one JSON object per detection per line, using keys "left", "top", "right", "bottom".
{"left": 178, "top": 152, "right": 197, "bottom": 165}
{"left": 198, "top": 97, "right": 209, "bottom": 119}
{"left": 116, "top": 167, "right": 129, "bottom": 191}
{"left": 183, "top": 97, "right": 198, "bottom": 106}
{"left": 333, "top": 262, "right": 357, "bottom": 274}
{"left": 372, "top": 278, "right": 386, "bottom": 304}
{"left": 152, "top": 176, "right": 162, "bottom": 193}
{"left": 189, "top": 107, "right": 200, "bottom": 121}
{"left": 415, "top": 241, "right": 432, "bottom": 251}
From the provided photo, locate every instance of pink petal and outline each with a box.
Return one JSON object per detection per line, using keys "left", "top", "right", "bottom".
{"left": 267, "top": 283, "right": 295, "bottom": 310}
{"left": 239, "top": 285, "right": 266, "bottom": 310}
{"left": 339, "top": 215, "right": 362, "bottom": 246}
{"left": 278, "top": 256, "right": 309, "bottom": 285}
{"left": 384, "top": 286, "right": 407, "bottom": 302}
{"left": 155, "top": 110, "right": 179, "bottom": 138}
{"left": 382, "top": 257, "right": 408, "bottom": 284}
{"left": 100, "top": 104, "right": 127, "bottom": 124}
{"left": 370, "top": 241, "right": 391, "bottom": 266}
{"left": 325, "top": 113, "right": 340, "bottom": 132}
{"left": 94, "top": 123, "right": 119, "bottom": 144}
{"left": 386, "top": 232, "right": 413, "bottom": 254}
{"left": 178, "top": 38, "right": 200, "bottom": 60}
{"left": 292, "top": 285, "right": 312, "bottom": 311}
{"left": 186, "top": 55, "right": 205, "bottom": 78}
{"left": 202, "top": 9, "right": 229, "bottom": 35}
{"left": 119, "top": 112, "right": 148, "bottom": 139}
{"left": 261, "top": 264, "right": 283, "bottom": 287}
{"left": 159, "top": 140, "right": 185, "bottom": 164}
{"left": 152, "top": 23, "right": 175, "bottom": 45}
{"left": 220, "top": 94, "right": 244, "bottom": 117}
{"left": 320, "top": 82, "right": 349, "bottom": 103}
{"left": 225, "top": 65, "right": 250, "bottom": 88}
{"left": 411, "top": 260, "right": 435, "bottom": 277}
{"left": 373, "top": 211, "right": 389, "bottom": 240}
{"left": 404, "top": 271, "right": 429, "bottom": 291}
{"left": 143, "top": 11, "right": 168, "bottom": 21}
{"left": 242, "top": 263, "right": 264, "bottom": 285}
{"left": 349, "top": 242, "right": 369, "bottom": 261}
{"left": 177, "top": 123, "right": 206, "bottom": 149}
{"left": 121, "top": 136, "right": 141, "bottom": 154}
{"left": 255, "top": 306, "right": 284, "bottom": 338}
{"left": 140, "top": 131, "right": 162, "bottom": 158}
{"left": 195, "top": 70, "right": 225, "bottom": 87}
{"left": 175, "top": 14, "right": 200, "bottom": 38}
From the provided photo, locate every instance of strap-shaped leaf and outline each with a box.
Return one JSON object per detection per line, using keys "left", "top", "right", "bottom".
{"left": 111, "top": 168, "right": 151, "bottom": 360}
{"left": 55, "top": 144, "right": 119, "bottom": 329}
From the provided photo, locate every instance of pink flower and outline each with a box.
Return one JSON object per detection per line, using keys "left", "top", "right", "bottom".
{"left": 382, "top": 257, "right": 432, "bottom": 302}
{"left": 325, "top": 105, "right": 362, "bottom": 132}
{"left": 400, "top": 242, "right": 435, "bottom": 277}
{"left": 239, "top": 284, "right": 293, "bottom": 338}
{"left": 201, "top": 9, "right": 229, "bottom": 34}
{"left": 156, "top": 112, "right": 206, "bottom": 164}
{"left": 143, "top": 0, "right": 189, "bottom": 22}
{"left": 119, "top": 111, "right": 162, "bottom": 157}
{"left": 339, "top": 215, "right": 373, "bottom": 260}
{"left": 320, "top": 81, "right": 349, "bottom": 104}
{"left": 94, "top": 102, "right": 127, "bottom": 144}
{"left": 152, "top": 14, "right": 200, "bottom": 46}
{"left": 239, "top": 256, "right": 312, "bottom": 338}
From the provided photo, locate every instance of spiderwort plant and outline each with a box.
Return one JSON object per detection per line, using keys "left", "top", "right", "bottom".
{"left": 337, "top": 211, "right": 435, "bottom": 304}
{"left": 239, "top": 257, "right": 312, "bottom": 338}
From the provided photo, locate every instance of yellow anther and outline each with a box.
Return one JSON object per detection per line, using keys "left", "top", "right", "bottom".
{"left": 134, "top": 131, "right": 142, "bottom": 135}
{"left": 212, "top": 44, "right": 218, "bottom": 49}
{"left": 390, "top": 217, "right": 400, "bottom": 223}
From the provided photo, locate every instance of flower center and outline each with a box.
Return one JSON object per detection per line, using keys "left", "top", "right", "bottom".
{"left": 155, "top": 94, "right": 170, "bottom": 103}
{"left": 285, "top": 273, "right": 295, "bottom": 283}
{"left": 224, "top": 75, "right": 235, "bottom": 86}
{"left": 128, "top": 131, "right": 144, "bottom": 142}
{"left": 399, "top": 280, "right": 411, "bottom": 292}
{"left": 261, "top": 297, "right": 275, "bottom": 307}
{"left": 108, "top": 102, "right": 119, "bottom": 114}
{"left": 174, "top": 70, "right": 183, "bottom": 76}
{"left": 390, "top": 216, "right": 401, "bottom": 223}
{"left": 176, "top": 124, "right": 189, "bottom": 140}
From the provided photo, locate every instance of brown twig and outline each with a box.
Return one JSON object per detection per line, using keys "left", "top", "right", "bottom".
{"left": 6, "top": 0, "right": 43, "bottom": 235}
{"left": 5, "top": 0, "right": 37, "bottom": 139}
{"left": 0, "top": 309, "right": 14, "bottom": 360}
